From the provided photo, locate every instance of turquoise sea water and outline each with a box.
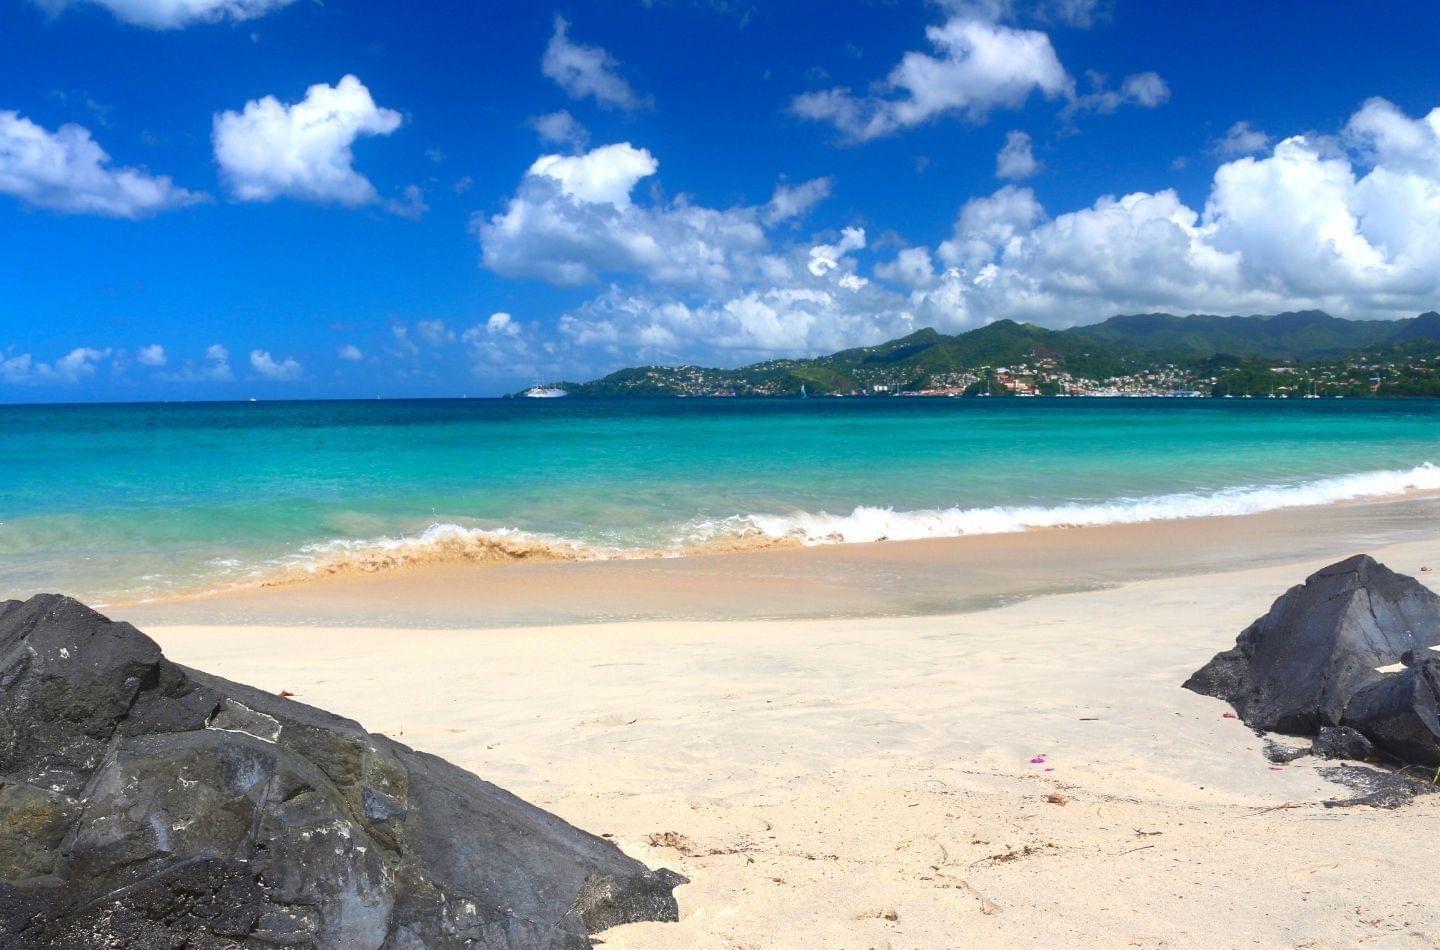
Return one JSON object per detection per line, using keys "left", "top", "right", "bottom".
{"left": 4, "top": 397, "right": 1440, "bottom": 602}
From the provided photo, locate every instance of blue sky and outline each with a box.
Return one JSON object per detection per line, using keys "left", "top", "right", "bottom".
{"left": 3, "top": 0, "right": 1440, "bottom": 401}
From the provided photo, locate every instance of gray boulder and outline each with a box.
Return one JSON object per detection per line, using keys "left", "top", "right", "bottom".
{"left": 1342, "top": 657, "right": 1440, "bottom": 767}
{"left": 1183, "top": 555, "right": 1440, "bottom": 733}
{"left": 0, "top": 594, "right": 682, "bottom": 948}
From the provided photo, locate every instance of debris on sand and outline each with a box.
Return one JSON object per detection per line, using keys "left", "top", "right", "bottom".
{"left": 971, "top": 843, "right": 1059, "bottom": 867}
{"left": 648, "top": 831, "right": 700, "bottom": 855}
{"left": 647, "top": 830, "right": 751, "bottom": 858}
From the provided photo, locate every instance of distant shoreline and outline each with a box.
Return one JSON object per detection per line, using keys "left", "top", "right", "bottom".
{"left": 9, "top": 392, "right": 1440, "bottom": 409}
{"left": 540, "top": 312, "right": 1440, "bottom": 399}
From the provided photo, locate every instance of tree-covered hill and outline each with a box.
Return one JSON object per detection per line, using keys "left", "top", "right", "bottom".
{"left": 539, "top": 311, "right": 1440, "bottom": 398}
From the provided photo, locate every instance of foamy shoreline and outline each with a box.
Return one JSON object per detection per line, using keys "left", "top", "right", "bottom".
{"left": 144, "top": 532, "right": 1440, "bottom": 948}
{"left": 265, "top": 462, "right": 1440, "bottom": 573}
{"left": 119, "top": 489, "right": 1440, "bottom": 630}
{"left": 99, "top": 463, "right": 1440, "bottom": 611}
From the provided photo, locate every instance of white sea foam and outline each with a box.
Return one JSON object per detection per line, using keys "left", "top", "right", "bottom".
{"left": 709, "top": 463, "right": 1440, "bottom": 546}
{"left": 257, "top": 463, "right": 1440, "bottom": 584}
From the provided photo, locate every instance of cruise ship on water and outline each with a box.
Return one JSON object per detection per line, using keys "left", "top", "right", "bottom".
{"left": 523, "top": 386, "right": 568, "bottom": 398}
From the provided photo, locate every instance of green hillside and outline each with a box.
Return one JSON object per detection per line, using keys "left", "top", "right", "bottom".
{"left": 542, "top": 310, "right": 1440, "bottom": 398}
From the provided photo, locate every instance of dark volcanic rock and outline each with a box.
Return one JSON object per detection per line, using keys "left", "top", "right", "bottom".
{"left": 1310, "top": 725, "right": 1376, "bottom": 762}
{"left": 1183, "top": 555, "right": 1440, "bottom": 733}
{"left": 0, "top": 594, "right": 682, "bottom": 948}
{"left": 1342, "top": 658, "right": 1440, "bottom": 767}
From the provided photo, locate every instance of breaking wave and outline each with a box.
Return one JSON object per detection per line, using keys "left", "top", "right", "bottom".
{"left": 702, "top": 463, "right": 1440, "bottom": 546}
{"left": 259, "top": 524, "right": 605, "bottom": 585}
{"left": 238, "top": 463, "right": 1440, "bottom": 589}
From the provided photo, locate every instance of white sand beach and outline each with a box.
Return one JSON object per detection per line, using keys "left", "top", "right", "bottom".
{"left": 144, "top": 533, "right": 1440, "bottom": 949}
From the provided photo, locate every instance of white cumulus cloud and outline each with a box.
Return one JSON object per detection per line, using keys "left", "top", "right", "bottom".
{"left": 791, "top": 15, "right": 1070, "bottom": 141}
{"left": 527, "top": 143, "right": 658, "bottom": 208}
{"left": 1033, "top": 0, "right": 1106, "bottom": 28}
{"left": 763, "top": 177, "right": 834, "bottom": 226}
{"left": 385, "top": 184, "right": 428, "bottom": 220}
{"left": 135, "top": 344, "right": 167, "bottom": 366}
{"left": 0, "top": 111, "right": 201, "bottom": 218}
{"left": 160, "top": 343, "right": 234, "bottom": 382}
{"left": 462, "top": 312, "right": 545, "bottom": 369}
{"left": 808, "top": 227, "right": 866, "bottom": 277}
{"left": 474, "top": 142, "right": 768, "bottom": 286}
{"left": 31, "top": 0, "right": 296, "bottom": 29}
{"left": 995, "top": 130, "right": 1040, "bottom": 179}
{"left": 1344, "top": 97, "right": 1440, "bottom": 172}
{"left": 904, "top": 98, "right": 1440, "bottom": 327}
{"left": 414, "top": 319, "right": 455, "bottom": 347}
{"left": 482, "top": 312, "right": 519, "bottom": 337}
{"left": 457, "top": 96, "right": 1440, "bottom": 382}
{"left": 542, "top": 16, "right": 650, "bottom": 112}
{"left": 794, "top": 5, "right": 1167, "bottom": 143}
{"left": 337, "top": 344, "right": 363, "bottom": 361}
{"left": 558, "top": 276, "right": 913, "bottom": 364}
{"left": 249, "top": 349, "right": 303, "bottom": 380}
{"left": 1213, "top": 120, "right": 1270, "bottom": 156}
{"left": 0, "top": 347, "right": 109, "bottom": 385}
{"left": 1062, "top": 70, "right": 1170, "bottom": 120}
{"left": 529, "top": 110, "right": 590, "bottom": 152}
{"left": 213, "top": 75, "right": 402, "bottom": 206}
{"left": 544, "top": 98, "right": 1440, "bottom": 374}
{"left": 875, "top": 246, "right": 937, "bottom": 288}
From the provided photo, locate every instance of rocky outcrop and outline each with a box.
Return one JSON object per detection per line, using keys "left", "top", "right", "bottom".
{"left": 1343, "top": 657, "right": 1440, "bottom": 767}
{"left": 0, "top": 594, "right": 683, "bottom": 948}
{"left": 1184, "top": 555, "right": 1440, "bottom": 733}
{"left": 1185, "top": 554, "right": 1440, "bottom": 772}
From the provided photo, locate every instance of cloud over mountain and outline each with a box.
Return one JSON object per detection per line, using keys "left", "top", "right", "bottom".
{"left": 485, "top": 97, "right": 1440, "bottom": 373}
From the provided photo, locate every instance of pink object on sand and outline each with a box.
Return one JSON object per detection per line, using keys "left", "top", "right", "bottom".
{"left": 1029, "top": 756, "right": 1046, "bottom": 764}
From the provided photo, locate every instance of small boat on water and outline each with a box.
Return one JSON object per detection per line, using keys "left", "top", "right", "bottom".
{"left": 523, "top": 386, "right": 568, "bottom": 398}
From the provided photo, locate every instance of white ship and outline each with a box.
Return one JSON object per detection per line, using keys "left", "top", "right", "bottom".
{"left": 523, "top": 386, "right": 568, "bottom": 399}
